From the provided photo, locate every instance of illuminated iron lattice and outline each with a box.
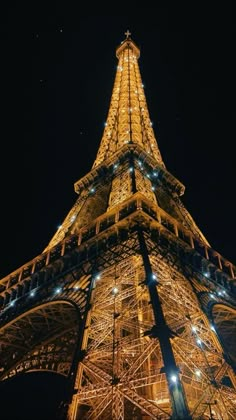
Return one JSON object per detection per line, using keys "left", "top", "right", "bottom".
{"left": 0, "top": 31, "right": 236, "bottom": 419}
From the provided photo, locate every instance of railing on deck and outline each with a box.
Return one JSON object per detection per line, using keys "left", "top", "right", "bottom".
{"left": 0, "top": 194, "right": 235, "bottom": 309}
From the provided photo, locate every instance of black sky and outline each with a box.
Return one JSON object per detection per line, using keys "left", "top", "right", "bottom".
{"left": 0, "top": 6, "right": 235, "bottom": 418}
{"left": 1, "top": 9, "right": 235, "bottom": 274}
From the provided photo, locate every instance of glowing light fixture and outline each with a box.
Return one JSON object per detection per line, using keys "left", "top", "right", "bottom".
{"left": 112, "top": 287, "right": 119, "bottom": 295}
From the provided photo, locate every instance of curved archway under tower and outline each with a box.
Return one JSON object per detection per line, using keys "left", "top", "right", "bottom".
{"left": 0, "top": 300, "right": 81, "bottom": 381}
{"left": 0, "top": 300, "right": 81, "bottom": 418}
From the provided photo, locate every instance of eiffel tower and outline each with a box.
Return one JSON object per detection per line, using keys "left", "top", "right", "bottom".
{"left": 0, "top": 30, "right": 236, "bottom": 420}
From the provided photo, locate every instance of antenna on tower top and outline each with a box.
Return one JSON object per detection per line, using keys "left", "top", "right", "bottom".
{"left": 125, "top": 29, "right": 131, "bottom": 39}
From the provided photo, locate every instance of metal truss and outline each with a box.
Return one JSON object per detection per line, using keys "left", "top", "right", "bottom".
{"left": 66, "top": 230, "right": 236, "bottom": 419}
{"left": 0, "top": 202, "right": 235, "bottom": 419}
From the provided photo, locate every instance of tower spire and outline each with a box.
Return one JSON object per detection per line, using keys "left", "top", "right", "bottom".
{"left": 45, "top": 32, "right": 210, "bottom": 251}
{"left": 92, "top": 32, "right": 165, "bottom": 169}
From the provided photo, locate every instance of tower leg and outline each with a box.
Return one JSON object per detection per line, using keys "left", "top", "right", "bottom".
{"left": 63, "top": 274, "right": 95, "bottom": 419}
{"left": 137, "top": 228, "right": 192, "bottom": 420}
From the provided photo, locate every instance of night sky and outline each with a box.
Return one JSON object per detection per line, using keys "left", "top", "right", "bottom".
{"left": 0, "top": 7, "right": 235, "bottom": 417}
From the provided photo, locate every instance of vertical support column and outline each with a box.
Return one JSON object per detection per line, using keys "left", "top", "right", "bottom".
{"left": 59, "top": 272, "right": 96, "bottom": 420}
{"left": 112, "top": 388, "right": 124, "bottom": 420}
{"left": 111, "top": 275, "right": 124, "bottom": 419}
{"left": 130, "top": 152, "right": 137, "bottom": 194}
{"left": 137, "top": 227, "right": 192, "bottom": 420}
